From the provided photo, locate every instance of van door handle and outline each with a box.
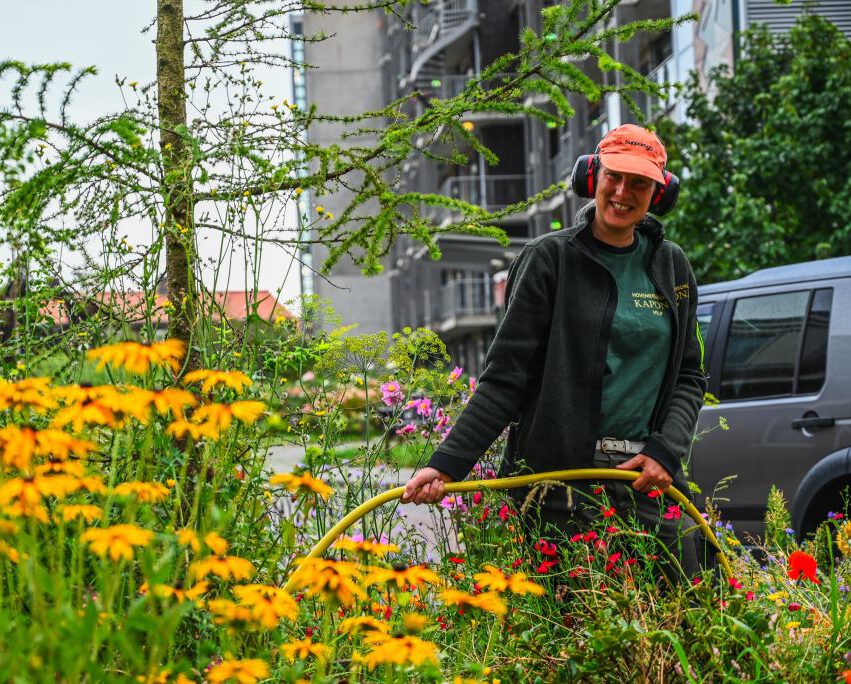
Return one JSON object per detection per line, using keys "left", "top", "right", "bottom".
{"left": 791, "top": 416, "right": 835, "bottom": 429}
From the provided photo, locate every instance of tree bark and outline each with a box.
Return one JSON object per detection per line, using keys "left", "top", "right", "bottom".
{"left": 157, "top": 0, "right": 197, "bottom": 368}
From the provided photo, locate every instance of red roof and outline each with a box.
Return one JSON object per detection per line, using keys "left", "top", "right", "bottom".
{"left": 44, "top": 290, "right": 293, "bottom": 328}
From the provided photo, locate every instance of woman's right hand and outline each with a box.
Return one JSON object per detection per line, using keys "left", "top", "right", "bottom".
{"left": 400, "top": 467, "right": 454, "bottom": 505}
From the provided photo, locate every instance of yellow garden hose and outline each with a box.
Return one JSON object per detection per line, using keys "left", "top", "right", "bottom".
{"left": 283, "top": 468, "right": 732, "bottom": 593}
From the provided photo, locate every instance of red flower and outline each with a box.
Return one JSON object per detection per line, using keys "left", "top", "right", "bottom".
{"left": 647, "top": 489, "right": 663, "bottom": 499}
{"left": 472, "top": 491, "right": 482, "bottom": 505}
{"left": 601, "top": 506, "right": 616, "bottom": 518}
{"left": 593, "top": 485, "right": 605, "bottom": 494}
{"left": 692, "top": 577, "right": 702, "bottom": 586}
{"left": 745, "top": 591, "right": 755, "bottom": 601}
{"left": 840, "top": 670, "right": 851, "bottom": 684}
{"left": 534, "top": 539, "right": 558, "bottom": 557}
{"left": 728, "top": 577, "right": 743, "bottom": 589}
{"left": 498, "top": 504, "right": 515, "bottom": 522}
{"left": 605, "top": 526, "right": 619, "bottom": 534}
{"left": 448, "top": 556, "right": 465, "bottom": 565}
{"left": 663, "top": 505, "right": 682, "bottom": 520}
{"left": 605, "top": 552, "right": 622, "bottom": 573}
{"left": 536, "top": 560, "right": 558, "bottom": 574}
{"left": 787, "top": 550, "right": 820, "bottom": 584}
{"left": 593, "top": 539, "right": 607, "bottom": 553}
{"left": 477, "top": 506, "right": 490, "bottom": 523}
{"left": 511, "top": 558, "right": 524, "bottom": 569}
{"left": 624, "top": 558, "right": 637, "bottom": 566}
{"left": 788, "top": 602, "right": 801, "bottom": 612}
{"left": 569, "top": 533, "right": 583, "bottom": 543}
{"left": 583, "top": 531, "right": 598, "bottom": 542}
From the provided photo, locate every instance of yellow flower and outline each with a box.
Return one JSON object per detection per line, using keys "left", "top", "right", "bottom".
{"left": 0, "top": 377, "right": 56, "bottom": 413}
{"left": 177, "top": 528, "right": 201, "bottom": 552}
{"left": 86, "top": 339, "right": 186, "bottom": 375}
{"left": 786, "top": 621, "right": 801, "bottom": 629}
{"left": 143, "top": 580, "right": 209, "bottom": 603}
{"left": 0, "top": 540, "right": 20, "bottom": 563}
{"left": 334, "top": 536, "right": 400, "bottom": 557}
{"left": 35, "top": 460, "right": 86, "bottom": 477}
{"left": 441, "top": 589, "right": 507, "bottom": 616}
{"left": 362, "top": 634, "right": 439, "bottom": 670}
{"left": 204, "top": 531, "right": 229, "bottom": 555}
{"left": 268, "top": 472, "right": 333, "bottom": 500}
{"left": 281, "top": 636, "right": 330, "bottom": 663}
{"left": 0, "top": 520, "right": 19, "bottom": 535}
{"left": 81, "top": 524, "right": 154, "bottom": 561}
{"left": 58, "top": 504, "right": 104, "bottom": 523}
{"left": 188, "top": 555, "right": 254, "bottom": 581}
{"left": 149, "top": 388, "right": 197, "bottom": 418}
{"left": 233, "top": 584, "right": 299, "bottom": 628}
{"left": 183, "top": 370, "right": 252, "bottom": 394}
{"left": 402, "top": 613, "right": 429, "bottom": 634}
{"left": 113, "top": 481, "right": 170, "bottom": 504}
{"left": 205, "top": 658, "right": 269, "bottom": 684}
{"left": 166, "top": 420, "right": 219, "bottom": 441}
{"left": 473, "top": 565, "right": 545, "bottom": 596}
{"left": 0, "top": 474, "right": 80, "bottom": 513}
{"left": 51, "top": 399, "right": 119, "bottom": 431}
{"left": 836, "top": 521, "right": 851, "bottom": 556}
{"left": 339, "top": 615, "right": 390, "bottom": 637}
{"left": 364, "top": 565, "right": 441, "bottom": 591}
{"left": 206, "top": 598, "right": 259, "bottom": 630}
{"left": 0, "top": 426, "right": 95, "bottom": 472}
{"left": 191, "top": 401, "right": 266, "bottom": 431}
{"left": 288, "top": 557, "right": 365, "bottom": 605}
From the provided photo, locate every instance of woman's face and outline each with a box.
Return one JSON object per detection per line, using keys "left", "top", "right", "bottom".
{"left": 594, "top": 165, "right": 656, "bottom": 234}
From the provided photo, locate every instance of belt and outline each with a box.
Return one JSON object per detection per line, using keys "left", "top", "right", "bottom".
{"left": 595, "top": 438, "right": 646, "bottom": 455}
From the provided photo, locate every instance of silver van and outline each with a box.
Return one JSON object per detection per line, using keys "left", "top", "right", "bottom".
{"left": 692, "top": 256, "right": 851, "bottom": 541}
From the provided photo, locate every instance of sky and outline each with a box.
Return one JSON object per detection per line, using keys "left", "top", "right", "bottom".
{"left": 1, "top": 1, "right": 301, "bottom": 307}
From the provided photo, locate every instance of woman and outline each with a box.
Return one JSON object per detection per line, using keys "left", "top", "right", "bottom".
{"left": 402, "top": 124, "right": 707, "bottom": 578}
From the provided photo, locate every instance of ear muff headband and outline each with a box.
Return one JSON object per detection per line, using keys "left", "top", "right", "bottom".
{"left": 569, "top": 146, "right": 680, "bottom": 216}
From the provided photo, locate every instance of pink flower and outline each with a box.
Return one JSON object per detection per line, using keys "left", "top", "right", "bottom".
{"left": 472, "top": 491, "right": 482, "bottom": 505}
{"left": 380, "top": 381, "right": 403, "bottom": 406}
{"left": 469, "top": 377, "right": 477, "bottom": 393}
{"left": 405, "top": 397, "right": 433, "bottom": 418}
{"left": 745, "top": 591, "right": 755, "bottom": 601}
{"left": 440, "top": 495, "right": 468, "bottom": 513}
{"left": 395, "top": 423, "right": 416, "bottom": 436}
{"left": 498, "top": 504, "right": 515, "bottom": 522}
{"left": 448, "top": 366, "right": 463, "bottom": 383}
{"left": 533, "top": 539, "right": 558, "bottom": 557}
{"left": 663, "top": 505, "right": 682, "bottom": 520}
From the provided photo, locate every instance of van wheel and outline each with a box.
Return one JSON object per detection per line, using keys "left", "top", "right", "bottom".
{"left": 799, "top": 476, "right": 851, "bottom": 540}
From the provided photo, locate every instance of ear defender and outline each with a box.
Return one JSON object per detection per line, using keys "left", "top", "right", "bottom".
{"left": 569, "top": 155, "right": 680, "bottom": 216}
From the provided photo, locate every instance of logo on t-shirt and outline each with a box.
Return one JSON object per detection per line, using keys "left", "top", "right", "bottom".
{"left": 631, "top": 291, "right": 669, "bottom": 316}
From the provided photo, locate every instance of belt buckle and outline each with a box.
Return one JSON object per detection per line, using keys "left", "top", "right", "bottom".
{"left": 600, "top": 437, "right": 627, "bottom": 454}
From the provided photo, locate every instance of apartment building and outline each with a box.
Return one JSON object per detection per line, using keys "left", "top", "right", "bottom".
{"left": 299, "top": 0, "right": 850, "bottom": 373}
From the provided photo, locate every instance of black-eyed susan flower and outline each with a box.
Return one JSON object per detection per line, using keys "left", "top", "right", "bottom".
{"left": 0, "top": 426, "right": 95, "bottom": 472}
{"left": 473, "top": 565, "right": 546, "bottom": 596}
{"left": 205, "top": 658, "right": 269, "bottom": 684}
{"left": 339, "top": 615, "right": 390, "bottom": 637}
{"left": 402, "top": 613, "right": 429, "bottom": 634}
{"left": 35, "top": 460, "right": 86, "bottom": 477}
{"left": 0, "top": 474, "right": 80, "bottom": 514}
{"left": 58, "top": 504, "right": 104, "bottom": 523}
{"left": 280, "top": 636, "right": 331, "bottom": 663}
{"left": 0, "top": 540, "right": 20, "bottom": 563}
{"left": 334, "top": 535, "right": 400, "bottom": 557}
{"left": 81, "top": 524, "right": 154, "bottom": 561}
{"left": 288, "top": 557, "right": 365, "bottom": 605}
{"left": 87, "top": 339, "right": 185, "bottom": 375}
{"left": 268, "top": 472, "right": 333, "bottom": 500}
{"left": 363, "top": 564, "right": 441, "bottom": 591}
{"left": 441, "top": 589, "right": 507, "bottom": 616}
{"left": 165, "top": 420, "right": 219, "bottom": 441}
{"left": 233, "top": 584, "right": 298, "bottom": 628}
{"left": 0, "top": 377, "right": 56, "bottom": 413}
{"left": 142, "top": 580, "right": 209, "bottom": 603}
{"left": 176, "top": 528, "right": 201, "bottom": 552}
{"left": 206, "top": 598, "right": 259, "bottom": 630}
{"left": 148, "top": 388, "right": 197, "bottom": 419}
{"left": 113, "top": 481, "right": 170, "bottom": 504}
{"left": 183, "top": 369, "right": 252, "bottom": 394}
{"left": 51, "top": 398, "right": 120, "bottom": 432}
{"left": 361, "top": 633, "right": 439, "bottom": 670}
{"left": 188, "top": 555, "right": 255, "bottom": 581}
{"left": 190, "top": 401, "right": 266, "bottom": 432}
{"left": 204, "top": 531, "right": 229, "bottom": 555}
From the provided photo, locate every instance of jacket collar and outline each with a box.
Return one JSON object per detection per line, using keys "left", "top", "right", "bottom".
{"left": 566, "top": 202, "right": 665, "bottom": 246}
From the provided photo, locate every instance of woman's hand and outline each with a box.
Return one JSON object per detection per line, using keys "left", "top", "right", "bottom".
{"left": 614, "top": 454, "right": 673, "bottom": 493}
{"left": 400, "top": 467, "right": 454, "bottom": 505}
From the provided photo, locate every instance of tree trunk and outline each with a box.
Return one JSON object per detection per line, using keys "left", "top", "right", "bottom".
{"left": 156, "top": 0, "right": 197, "bottom": 368}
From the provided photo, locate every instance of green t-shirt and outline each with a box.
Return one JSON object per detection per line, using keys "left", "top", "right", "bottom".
{"left": 594, "top": 232, "right": 672, "bottom": 440}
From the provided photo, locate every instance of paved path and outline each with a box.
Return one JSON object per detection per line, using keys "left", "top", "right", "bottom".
{"left": 265, "top": 442, "right": 455, "bottom": 560}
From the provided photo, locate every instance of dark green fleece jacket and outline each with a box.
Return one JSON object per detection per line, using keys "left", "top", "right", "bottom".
{"left": 427, "top": 205, "right": 707, "bottom": 511}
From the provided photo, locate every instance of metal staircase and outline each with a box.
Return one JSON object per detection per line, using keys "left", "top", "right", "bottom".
{"left": 408, "top": 0, "right": 479, "bottom": 93}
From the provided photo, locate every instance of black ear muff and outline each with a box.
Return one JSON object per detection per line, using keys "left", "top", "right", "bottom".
{"left": 649, "top": 170, "right": 680, "bottom": 216}
{"left": 570, "top": 154, "right": 598, "bottom": 198}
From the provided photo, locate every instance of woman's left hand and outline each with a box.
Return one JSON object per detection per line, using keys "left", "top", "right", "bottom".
{"left": 614, "top": 454, "right": 673, "bottom": 493}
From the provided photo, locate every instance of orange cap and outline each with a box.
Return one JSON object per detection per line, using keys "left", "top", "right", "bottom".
{"left": 597, "top": 124, "right": 667, "bottom": 184}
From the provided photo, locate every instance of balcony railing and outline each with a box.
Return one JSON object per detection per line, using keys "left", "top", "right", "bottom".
{"left": 439, "top": 174, "right": 528, "bottom": 212}
{"left": 634, "top": 56, "right": 677, "bottom": 121}
{"left": 547, "top": 131, "right": 573, "bottom": 185}
{"left": 439, "top": 276, "right": 494, "bottom": 321}
{"left": 424, "top": 72, "right": 519, "bottom": 99}
{"left": 412, "top": 0, "right": 478, "bottom": 56}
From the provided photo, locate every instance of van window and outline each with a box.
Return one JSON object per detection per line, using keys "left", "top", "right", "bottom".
{"left": 719, "top": 289, "right": 832, "bottom": 401}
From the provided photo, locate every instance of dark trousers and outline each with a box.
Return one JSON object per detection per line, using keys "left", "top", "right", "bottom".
{"left": 520, "top": 451, "right": 702, "bottom": 585}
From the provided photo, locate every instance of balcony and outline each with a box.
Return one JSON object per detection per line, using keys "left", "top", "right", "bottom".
{"left": 432, "top": 276, "right": 497, "bottom": 335}
{"left": 409, "top": 0, "right": 479, "bottom": 90}
{"left": 547, "top": 131, "right": 574, "bottom": 185}
{"left": 422, "top": 72, "right": 519, "bottom": 100}
{"left": 634, "top": 56, "right": 677, "bottom": 121}
{"left": 441, "top": 173, "right": 528, "bottom": 211}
